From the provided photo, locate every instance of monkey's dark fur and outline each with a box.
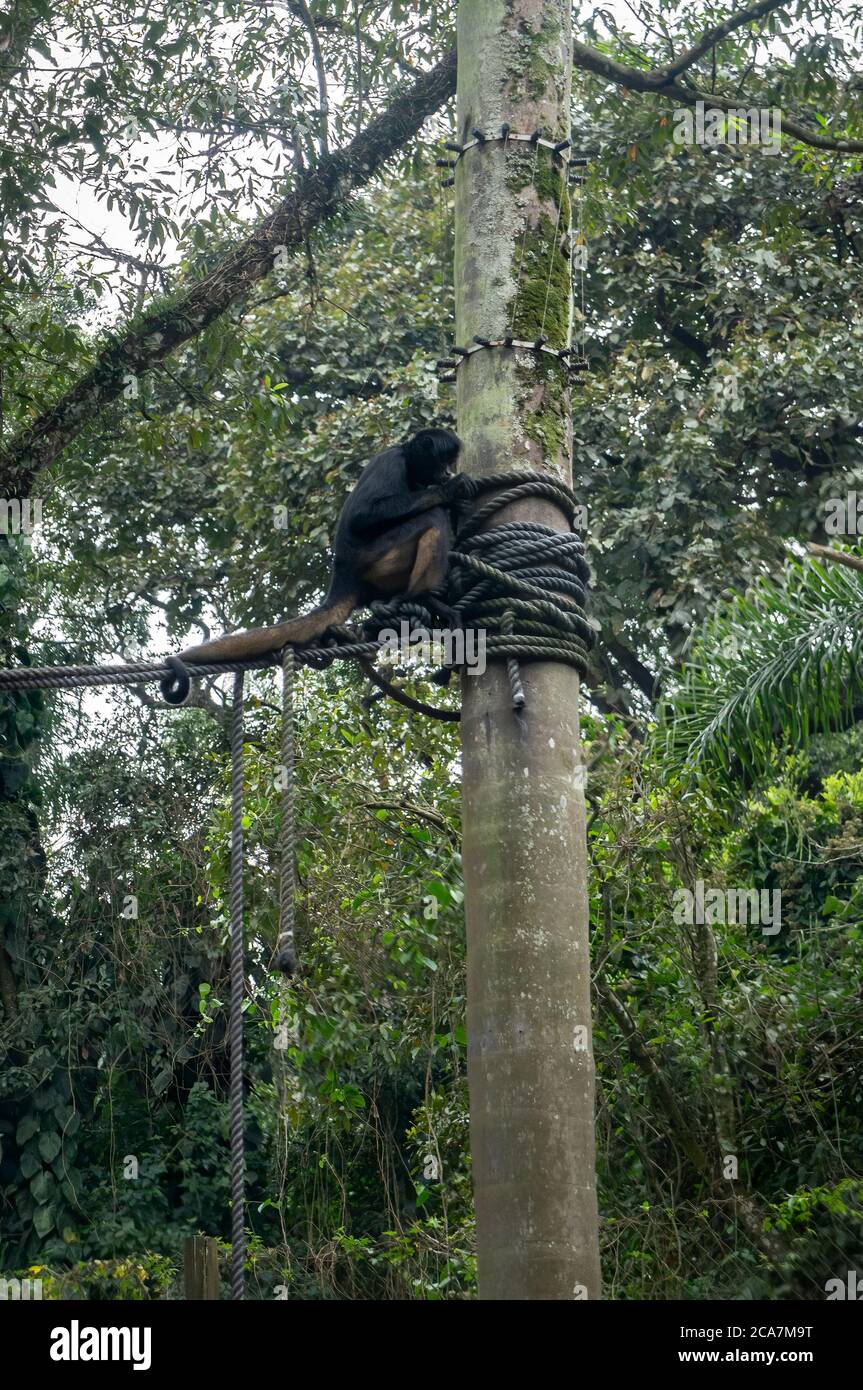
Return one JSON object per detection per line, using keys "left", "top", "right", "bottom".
{"left": 179, "top": 428, "right": 462, "bottom": 665}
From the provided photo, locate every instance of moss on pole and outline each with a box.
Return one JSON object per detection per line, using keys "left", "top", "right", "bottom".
{"left": 455, "top": 0, "right": 601, "bottom": 1298}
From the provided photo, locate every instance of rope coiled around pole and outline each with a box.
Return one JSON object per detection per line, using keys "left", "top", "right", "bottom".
{"left": 0, "top": 469, "right": 594, "bottom": 710}
{"left": 357, "top": 468, "right": 594, "bottom": 709}
{"left": 448, "top": 470, "right": 593, "bottom": 708}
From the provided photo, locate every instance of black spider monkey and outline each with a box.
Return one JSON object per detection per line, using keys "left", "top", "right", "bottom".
{"left": 178, "top": 427, "right": 462, "bottom": 665}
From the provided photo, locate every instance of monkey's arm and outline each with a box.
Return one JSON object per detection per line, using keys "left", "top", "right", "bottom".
{"left": 351, "top": 483, "right": 454, "bottom": 538}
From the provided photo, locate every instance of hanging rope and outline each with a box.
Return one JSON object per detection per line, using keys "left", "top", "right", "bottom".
{"left": 272, "top": 647, "right": 296, "bottom": 1286}
{"left": 574, "top": 150, "right": 587, "bottom": 361}
{"left": 436, "top": 148, "right": 452, "bottom": 360}
{"left": 228, "top": 671, "right": 246, "bottom": 1302}
{"left": 539, "top": 153, "right": 566, "bottom": 343}
{"left": 276, "top": 646, "right": 297, "bottom": 973}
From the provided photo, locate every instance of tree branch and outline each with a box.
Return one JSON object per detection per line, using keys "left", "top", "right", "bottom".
{"left": 595, "top": 976, "right": 792, "bottom": 1269}
{"left": 0, "top": 932, "right": 17, "bottom": 1020}
{"left": 0, "top": 1, "right": 42, "bottom": 91}
{"left": 359, "top": 799, "right": 452, "bottom": 832}
{"left": 653, "top": 0, "right": 789, "bottom": 85}
{"left": 358, "top": 656, "right": 460, "bottom": 722}
{"left": 572, "top": 36, "right": 863, "bottom": 154}
{"left": 0, "top": 49, "right": 457, "bottom": 492}
{"left": 288, "top": 0, "right": 330, "bottom": 155}
{"left": 606, "top": 635, "right": 660, "bottom": 702}
{"left": 807, "top": 542, "right": 863, "bottom": 574}
{"left": 595, "top": 980, "right": 711, "bottom": 1174}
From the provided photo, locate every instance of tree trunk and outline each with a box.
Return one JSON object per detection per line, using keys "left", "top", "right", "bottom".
{"left": 455, "top": 0, "right": 600, "bottom": 1299}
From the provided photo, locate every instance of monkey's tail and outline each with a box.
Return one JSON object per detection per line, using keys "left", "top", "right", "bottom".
{"left": 178, "top": 591, "right": 359, "bottom": 664}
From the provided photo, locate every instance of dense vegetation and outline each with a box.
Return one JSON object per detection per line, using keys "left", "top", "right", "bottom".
{"left": 1, "top": 0, "right": 862, "bottom": 1298}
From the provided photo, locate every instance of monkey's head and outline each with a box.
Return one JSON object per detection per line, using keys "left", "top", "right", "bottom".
{"left": 403, "top": 427, "right": 461, "bottom": 486}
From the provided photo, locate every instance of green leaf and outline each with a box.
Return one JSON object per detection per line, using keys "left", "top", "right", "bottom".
{"left": 33, "top": 1204, "right": 55, "bottom": 1237}
{"left": 31, "top": 1170, "right": 52, "bottom": 1204}
{"left": 21, "top": 1147, "right": 41, "bottom": 1180}
{"left": 16, "top": 1115, "right": 39, "bottom": 1145}
{"left": 38, "top": 1131, "right": 61, "bottom": 1163}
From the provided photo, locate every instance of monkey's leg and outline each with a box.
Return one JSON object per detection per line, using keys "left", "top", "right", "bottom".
{"left": 361, "top": 525, "right": 434, "bottom": 594}
{"left": 405, "top": 512, "right": 451, "bottom": 596}
{"left": 403, "top": 517, "right": 463, "bottom": 630}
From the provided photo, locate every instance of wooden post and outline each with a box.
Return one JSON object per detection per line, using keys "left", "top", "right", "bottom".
{"left": 455, "top": 0, "right": 601, "bottom": 1298}
{"left": 183, "top": 1235, "right": 220, "bottom": 1300}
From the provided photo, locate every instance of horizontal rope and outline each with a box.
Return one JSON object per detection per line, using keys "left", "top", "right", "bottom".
{"left": 0, "top": 638, "right": 379, "bottom": 693}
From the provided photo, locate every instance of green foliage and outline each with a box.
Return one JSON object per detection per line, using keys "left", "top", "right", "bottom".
{"left": 658, "top": 550, "right": 863, "bottom": 786}
{"left": 588, "top": 730, "right": 863, "bottom": 1298}
{"left": 3, "top": 0, "right": 863, "bottom": 1303}
{"left": 30, "top": 1253, "right": 176, "bottom": 1300}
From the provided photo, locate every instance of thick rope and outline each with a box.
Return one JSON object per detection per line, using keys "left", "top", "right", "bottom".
{"left": 450, "top": 473, "right": 592, "bottom": 708}
{"left": 273, "top": 647, "right": 296, "bottom": 1286}
{"left": 276, "top": 646, "right": 297, "bottom": 972}
{"left": 229, "top": 671, "right": 246, "bottom": 1302}
{"left": 0, "top": 645, "right": 376, "bottom": 693}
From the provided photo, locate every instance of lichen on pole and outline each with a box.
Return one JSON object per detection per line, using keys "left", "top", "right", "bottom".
{"left": 454, "top": 0, "right": 601, "bottom": 1298}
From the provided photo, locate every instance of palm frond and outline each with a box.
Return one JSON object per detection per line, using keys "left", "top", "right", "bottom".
{"left": 657, "top": 548, "right": 863, "bottom": 787}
